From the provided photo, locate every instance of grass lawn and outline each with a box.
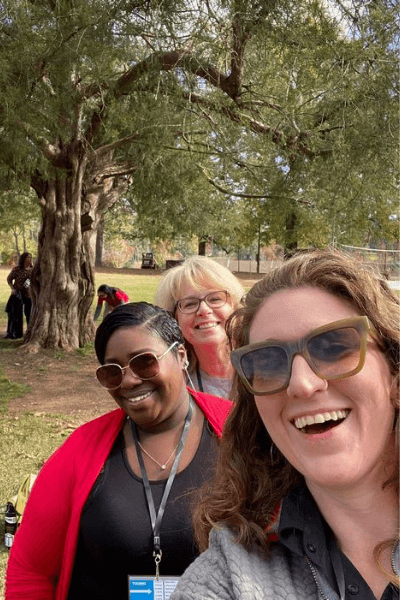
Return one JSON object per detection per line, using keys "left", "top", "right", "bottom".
{"left": 0, "top": 266, "right": 162, "bottom": 331}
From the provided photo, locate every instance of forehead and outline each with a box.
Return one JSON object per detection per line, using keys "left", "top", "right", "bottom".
{"left": 104, "top": 326, "right": 166, "bottom": 360}
{"left": 249, "top": 287, "right": 360, "bottom": 344}
{"left": 178, "top": 279, "right": 220, "bottom": 299}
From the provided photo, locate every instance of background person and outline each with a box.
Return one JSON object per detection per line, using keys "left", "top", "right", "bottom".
{"left": 93, "top": 283, "right": 128, "bottom": 322}
{"left": 5, "top": 302, "right": 231, "bottom": 600}
{"left": 154, "top": 256, "right": 244, "bottom": 398}
{"left": 5, "top": 252, "right": 33, "bottom": 339}
{"left": 171, "top": 249, "right": 399, "bottom": 600}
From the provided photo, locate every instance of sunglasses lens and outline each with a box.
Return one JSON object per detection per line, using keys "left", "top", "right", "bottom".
{"left": 96, "top": 365, "right": 123, "bottom": 390}
{"left": 307, "top": 326, "right": 361, "bottom": 378}
{"left": 240, "top": 346, "right": 288, "bottom": 394}
{"left": 129, "top": 353, "right": 159, "bottom": 379}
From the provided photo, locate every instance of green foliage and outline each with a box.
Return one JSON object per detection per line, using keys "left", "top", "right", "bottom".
{"left": 0, "top": 189, "right": 40, "bottom": 263}
{"left": 0, "top": 0, "right": 397, "bottom": 263}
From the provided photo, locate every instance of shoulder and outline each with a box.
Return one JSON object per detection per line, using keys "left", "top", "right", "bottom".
{"left": 66, "top": 408, "right": 126, "bottom": 443}
{"left": 115, "top": 289, "right": 128, "bottom": 300}
{"left": 188, "top": 387, "right": 232, "bottom": 437}
{"left": 45, "top": 409, "right": 125, "bottom": 463}
{"left": 173, "top": 528, "right": 318, "bottom": 600}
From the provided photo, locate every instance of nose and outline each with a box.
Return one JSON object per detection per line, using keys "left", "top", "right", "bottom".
{"left": 196, "top": 298, "right": 212, "bottom": 315}
{"left": 286, "top": 354, "right": 328, "bottom": 399}
{"left": 119, "top": 365, "right": 143, "bottom": 387}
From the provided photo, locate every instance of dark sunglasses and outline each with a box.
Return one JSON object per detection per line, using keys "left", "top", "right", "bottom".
{"left": 96, "top": 341, "right": 179, "bottom": 390}
{"left": 175, "top": 290, "right": 229, "bottom": 314}
{"left": 231, "top": 316, "right": 376, "bottom": 396}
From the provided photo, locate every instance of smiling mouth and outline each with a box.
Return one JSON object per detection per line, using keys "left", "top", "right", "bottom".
{"left": 196, "top": 322, "right": 219, "bottom": 330}
{"left": 293, "top": 410, "right": 350, "bottom": 434}
{"left": 125, "top": 391, "right": 153, "bottom": 405}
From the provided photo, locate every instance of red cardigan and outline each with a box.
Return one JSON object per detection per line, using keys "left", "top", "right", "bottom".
{"left": 5, "top": 388, "right": 231, "bottom": 600}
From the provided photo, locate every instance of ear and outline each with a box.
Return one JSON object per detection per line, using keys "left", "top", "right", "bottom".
{"left": 177, "top": 344, "right": 188, "bottom": 370}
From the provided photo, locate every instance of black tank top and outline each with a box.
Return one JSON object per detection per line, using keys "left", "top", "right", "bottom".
{"left": 67, "top": 419, "right": 217, "bottom": 599}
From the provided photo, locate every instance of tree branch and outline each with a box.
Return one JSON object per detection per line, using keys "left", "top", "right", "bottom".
{"left": 91, "top": 160, "right": 138, "bottom": 184}
{"left": 90, "top": 133, "right": 140, "bottom": 159}
{"left": 18, "top": 122, "right": 65, "bottom": 166}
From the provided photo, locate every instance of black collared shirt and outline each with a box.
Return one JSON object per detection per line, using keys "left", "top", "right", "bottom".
{"left": 278, "top": 486, "right": 399, "bottom": 600}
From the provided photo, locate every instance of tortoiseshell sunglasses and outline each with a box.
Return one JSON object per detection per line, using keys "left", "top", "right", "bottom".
{"left": 231, "top": 316, "right": 376, "bottom": 395}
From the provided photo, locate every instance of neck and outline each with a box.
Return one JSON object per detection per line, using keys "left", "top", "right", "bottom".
{"left": 136, "top": 388, "right": 191, "bottom": 437}
{"left": 307, "top": 474, "right": 399, "bottom": 597}
{"left": 308, "top": 478, "right": 399, "bottom": 552}
{"left": 194, "top": 343, "right": 233, "bottom": 378}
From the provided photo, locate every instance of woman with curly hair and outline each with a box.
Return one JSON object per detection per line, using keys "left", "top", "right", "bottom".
{"left": 171, "top": 249, "right": 399, "bottom": 600}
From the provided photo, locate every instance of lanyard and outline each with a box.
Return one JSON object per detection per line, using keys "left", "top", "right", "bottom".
{"left": 131, "top": 397, "right": 194, "bottom": 579}
{"left": 196, "top": 363, "right": 204, "bottom": 392}
{"left": 327, "top": 534, "right": 346, "bottom": 600}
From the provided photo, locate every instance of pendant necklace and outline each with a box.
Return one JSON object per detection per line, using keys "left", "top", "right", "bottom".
{"left": 135, "top": 438, "right": 180, "bottom": 471}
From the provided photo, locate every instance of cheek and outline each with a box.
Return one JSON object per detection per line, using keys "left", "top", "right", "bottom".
{"left": 254, "top": 398, "right": 282, "bottom": 433}
{"left": 177, "top": 314, "right": 193, "bottom": 336}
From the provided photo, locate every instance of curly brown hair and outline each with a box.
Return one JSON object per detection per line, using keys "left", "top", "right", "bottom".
{"left": 194, "top": 249, "right": 399, "bottom": 554}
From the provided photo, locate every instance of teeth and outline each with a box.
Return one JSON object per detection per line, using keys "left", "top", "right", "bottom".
{"left": 294, "top": 410, "right": 349, "bottom": 430}
{"left": 197, "top": 323, "right": 218, "bottom": 330}
{"left": 126, "top": 391, "right": 152, "bottom": 404}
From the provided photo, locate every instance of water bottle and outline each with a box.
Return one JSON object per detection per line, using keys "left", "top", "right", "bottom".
{"left": 4, "top": 502, "right": 17, "bottom": 550}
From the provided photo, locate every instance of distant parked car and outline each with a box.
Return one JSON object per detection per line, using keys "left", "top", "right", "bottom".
{"left": 141, "top": 252, "right": 157, "bottom": 269}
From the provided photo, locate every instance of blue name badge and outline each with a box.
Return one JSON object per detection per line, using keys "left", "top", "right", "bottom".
{"left": 128, "top": 576, "right": 180, "bottom": 600}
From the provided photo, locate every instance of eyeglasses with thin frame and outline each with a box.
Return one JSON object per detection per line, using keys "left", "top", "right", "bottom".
{"left": 175, "top": 290, "right": 229, "bottom": 314}
{"left": 96, "top": 341, "right": 179, "bottom": 390}
{"left": 230, "top": 316, "right": 376, "bottom": 396}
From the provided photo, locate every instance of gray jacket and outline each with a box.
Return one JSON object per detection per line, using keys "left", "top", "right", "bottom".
{"left": 171, "top": 527, "right": 341, "bottom": 600}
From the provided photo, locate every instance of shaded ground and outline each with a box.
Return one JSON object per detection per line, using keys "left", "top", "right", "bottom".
{"left": 2, "top": 344, "right": 115, "bottom": 422}
{"left": 1, "top": 270, "right": 263, "bottom": 422}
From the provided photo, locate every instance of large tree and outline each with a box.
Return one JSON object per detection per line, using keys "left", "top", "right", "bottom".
{"left": 1, "top": 0, "right": 397, "bottom": 349}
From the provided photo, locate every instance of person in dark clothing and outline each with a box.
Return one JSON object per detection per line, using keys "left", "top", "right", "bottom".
{"left": 5, "top": 252, "right": 33, "bottom": 339}
{"left": 5, "top": 302, "right": 232, "bottom": 600}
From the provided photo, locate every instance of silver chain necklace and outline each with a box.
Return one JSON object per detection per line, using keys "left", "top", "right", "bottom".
{"left": 135, "top": 438, "right": 181, "bottom": 470}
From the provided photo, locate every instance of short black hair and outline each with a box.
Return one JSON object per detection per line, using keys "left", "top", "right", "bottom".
{"left": 95, "top": 301, "right": 185, "bottom": 364}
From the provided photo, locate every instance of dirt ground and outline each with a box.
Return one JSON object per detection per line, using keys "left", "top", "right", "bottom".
{"left": 1, "top": 270, "right": 263, "bottom": 423}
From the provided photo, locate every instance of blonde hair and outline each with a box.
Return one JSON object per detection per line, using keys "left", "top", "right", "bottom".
{"left": 154, "top": 256, "right": 244, "bottom": 312}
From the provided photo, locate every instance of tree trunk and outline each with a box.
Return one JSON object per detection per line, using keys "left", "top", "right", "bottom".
{"left": 198, "top": 238, "right": 206, "bottom": 255}
{"left": 24, "top": 142, "right": 133, "bottom": 351}
{"left": 95, "top": 214, "right": 104, "bottom": 267}
{"left": 26, "top": 160, "right": 96, "bottom": 351}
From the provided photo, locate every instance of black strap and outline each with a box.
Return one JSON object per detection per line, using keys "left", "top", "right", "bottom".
{"left": 327, "top": 533, "right": 346, "bottom": 600}
{"left": 196, "top": 363, "right": 204, "bottom": 392}
{"left": 131, "top": 397, "right": 194, "bottom": 570}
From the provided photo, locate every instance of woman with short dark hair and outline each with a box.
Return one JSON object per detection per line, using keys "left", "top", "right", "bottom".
{"left": 6, "top": 302, "right": 232, "bottom": 600}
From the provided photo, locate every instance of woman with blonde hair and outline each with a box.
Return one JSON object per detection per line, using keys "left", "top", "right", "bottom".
{"left": 171, "top": 249, "right": 399, "bottom": 600}
{"left": 155, "top": 256, "right": 244, "bottom": 398}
